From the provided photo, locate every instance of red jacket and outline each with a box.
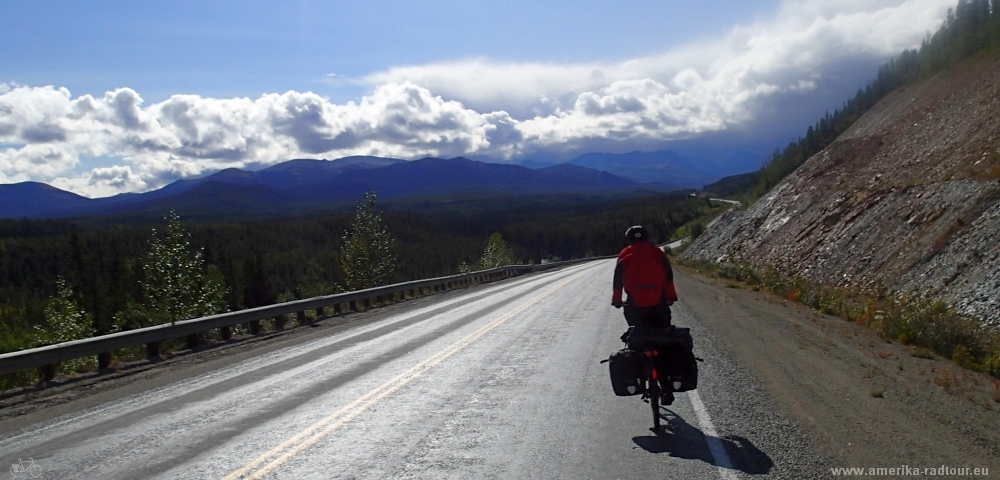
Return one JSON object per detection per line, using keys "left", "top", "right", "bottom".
{"left": 612, "top": 240, "right": 677, "bottom": 308}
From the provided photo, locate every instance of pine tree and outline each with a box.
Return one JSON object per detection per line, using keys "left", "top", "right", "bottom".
{"left": 340, "top": 192, "right": 397, "bottom": 291}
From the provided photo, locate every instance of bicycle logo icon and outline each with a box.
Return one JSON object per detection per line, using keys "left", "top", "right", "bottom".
{"left": 9, "top": 458, "right": 41, "bottom": 478}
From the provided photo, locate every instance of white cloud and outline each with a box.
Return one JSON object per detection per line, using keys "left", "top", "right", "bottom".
{"left": 51, "top": 165, "right": 148, "bottom": 198}
{"left": 366, "top": 0, "right": 951, "bottom": 115}
{"left": 0, "top": 0, "right": 953, "bottom": 197}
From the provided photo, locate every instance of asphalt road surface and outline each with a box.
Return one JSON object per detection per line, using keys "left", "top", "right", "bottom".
{"left": 0, "top": 260, "right": 829, "bottom": 479}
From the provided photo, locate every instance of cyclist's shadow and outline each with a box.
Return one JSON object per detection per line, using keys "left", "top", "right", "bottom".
{"left": 632, "top": 408, "right": 773, "bottom": 475}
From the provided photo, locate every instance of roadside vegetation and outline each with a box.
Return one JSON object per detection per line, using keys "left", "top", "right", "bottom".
{"left": 459, "top": 233, "right": 516, "bottom": 273}
{"left": 680, "top": 259, "right": 1000, "bottom": 379}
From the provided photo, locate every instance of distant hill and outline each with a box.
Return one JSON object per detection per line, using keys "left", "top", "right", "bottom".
{"left": 0, "top": 182, "right": 92, "bottom": 219}
{"left": 0, "top": 156, "right": 645, "bottom": 219}
{"left": 564, "top": 150, "right": 761, "bottom": 189}
{"left": 518, "top": 159, "right": 557, "bottom": 170}
{"left": 702, "top": 171, "right": 760, "bottom": 198}
{"left": 159, "top": 156, "right": 406, "bottom": 192}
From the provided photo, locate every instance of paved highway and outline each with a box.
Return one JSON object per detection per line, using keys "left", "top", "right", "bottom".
{"left": 0, "top": 260, "right": 827, "bottom": 479}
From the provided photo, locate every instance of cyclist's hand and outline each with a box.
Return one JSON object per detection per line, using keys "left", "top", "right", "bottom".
{"left": 612, "top": 300, "right": 623, "bottom": 309}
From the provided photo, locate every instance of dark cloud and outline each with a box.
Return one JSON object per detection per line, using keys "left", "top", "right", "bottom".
{"left": 21, "top": 123, "right": 67, "bottom": 143}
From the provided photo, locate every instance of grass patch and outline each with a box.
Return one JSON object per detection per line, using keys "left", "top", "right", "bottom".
{"left": 910, "top": 347, "right": 936, "bottom": 359}
{"left": 681, "top": 259, "right": 1000, "bottom": 378}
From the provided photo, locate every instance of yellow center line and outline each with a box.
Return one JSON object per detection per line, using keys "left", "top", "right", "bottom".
{"left": 223, "top": 266, "right": 594, "bottom": 480}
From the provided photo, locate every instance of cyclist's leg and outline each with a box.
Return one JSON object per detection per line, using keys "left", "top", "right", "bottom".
{"left": 623, "top": 303, "right": 639, "bottom": 327}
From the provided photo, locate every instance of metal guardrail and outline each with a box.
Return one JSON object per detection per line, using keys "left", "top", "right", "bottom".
{"left": 0, "top": 256, "right": 613, "bottom": 376}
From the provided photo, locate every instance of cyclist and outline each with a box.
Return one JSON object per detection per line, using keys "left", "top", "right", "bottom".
{"left": 611, "top": 225, "right": 677, "bottom": 329}
{"left": 612, "top": 225, "right": 679, "bottom": 408}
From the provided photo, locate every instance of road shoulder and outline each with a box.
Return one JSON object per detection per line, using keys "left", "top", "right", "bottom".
{"left": 675, "top": 266, "right": 1000, "bottom": 471}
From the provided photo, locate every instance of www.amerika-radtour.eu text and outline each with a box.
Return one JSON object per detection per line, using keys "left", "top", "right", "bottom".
{"left": 831, "top": 465, "right": 989, "bottom": 476}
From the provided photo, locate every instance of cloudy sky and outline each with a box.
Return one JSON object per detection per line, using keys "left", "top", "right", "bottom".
{"left": 1, "top": 0, "right": 954, "bottom": 197}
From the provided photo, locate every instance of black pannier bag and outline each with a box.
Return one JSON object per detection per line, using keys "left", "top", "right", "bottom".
{"left": 608, "top": 348, "right": 645, "bottom": 396}
{"left": 662, "top": 327, "right": 698, "bottom": 392}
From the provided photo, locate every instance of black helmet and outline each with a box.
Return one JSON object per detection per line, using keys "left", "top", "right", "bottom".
{"left": 625, "top": 225, "right": 648, "bottom": 242}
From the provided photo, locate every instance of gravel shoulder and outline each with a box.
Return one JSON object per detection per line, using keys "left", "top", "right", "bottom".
{"left": 676, "top": 266, "right": 1000, "bottom": 472}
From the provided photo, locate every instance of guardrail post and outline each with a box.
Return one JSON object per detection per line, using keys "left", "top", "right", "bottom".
{"left": 249, "top": 320, "right": 262, "bottom": 335}
{"left": 220, "top": 326, "right": 232, "bottom": 340}
{"left": 39, "top": 364, "right": 55, "bottom": 383}
{"left": 98, "top": 352, "right": 111, "bottom": 370}
{"left": 314, "top": 307, "right": 324, "bottom": 319}
{"left": 274, "top": 315, "right": 286, "bottom": 331}
{"left": 186, "top": 334, "right": 199, "bottom": 349}
{"left": 297, "top": 310, "right": 308, "bottom": 326}
{"left": 146, "top": 341, "right": 160, "bottom": 359}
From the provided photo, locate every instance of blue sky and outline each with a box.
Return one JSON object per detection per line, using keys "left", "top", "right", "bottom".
{"left": 4, "top": 1, "right": 778, "bottom": 102}
{"left": 0, "top": 0, "right": 954, "bottom": 196}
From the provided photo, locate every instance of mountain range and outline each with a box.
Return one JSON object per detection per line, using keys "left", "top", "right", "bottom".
{"left": 0, "top": 150, "right": 762, "bottom": 219}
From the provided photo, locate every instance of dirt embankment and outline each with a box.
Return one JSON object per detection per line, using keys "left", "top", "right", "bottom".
{"left": 683, "top": 53, "right": 1000, "bottom": 327}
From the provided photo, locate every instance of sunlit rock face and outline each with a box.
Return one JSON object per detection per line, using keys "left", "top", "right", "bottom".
{"left": 682, "top": 55, "right": 1000, "bottom": 328}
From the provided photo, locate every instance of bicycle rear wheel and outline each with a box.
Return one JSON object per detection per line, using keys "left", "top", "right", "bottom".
{"left": 648, "top": 380, "right": 660, "bottom": 430}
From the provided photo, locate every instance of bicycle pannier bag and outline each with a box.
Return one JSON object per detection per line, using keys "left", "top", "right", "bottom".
{"left": 608, "top": 348, "right": 645, "bottom": 396}
{"left": 662, "top": 327, "right": 698, "bottom": 392}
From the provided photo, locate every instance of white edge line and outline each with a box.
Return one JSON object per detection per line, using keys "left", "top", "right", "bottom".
{"left": 687, "top": 390, "right": 738, "bottom": 480}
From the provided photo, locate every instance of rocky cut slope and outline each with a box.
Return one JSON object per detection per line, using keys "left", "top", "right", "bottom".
{"left": 682, "top": 53, "right": 1000, "bottom": 328}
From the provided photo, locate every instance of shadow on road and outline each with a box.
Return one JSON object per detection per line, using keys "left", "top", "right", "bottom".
{"left": 632, "top": 408, "right": 773, "bottom": 475}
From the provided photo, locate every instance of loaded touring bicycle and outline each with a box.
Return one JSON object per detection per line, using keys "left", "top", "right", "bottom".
{"left": 604, "top": 325, "right": 699, "bottom": 430}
